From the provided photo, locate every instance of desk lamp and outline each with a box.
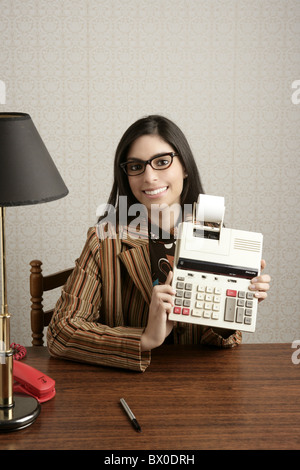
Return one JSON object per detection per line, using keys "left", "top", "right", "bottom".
{"left": 0, "top": 112, "right": 68, "bottom": 431}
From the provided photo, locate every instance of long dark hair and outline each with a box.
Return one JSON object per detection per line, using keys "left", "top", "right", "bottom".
{"left": 101, "top": 115, "right": 204, "bottom": 225}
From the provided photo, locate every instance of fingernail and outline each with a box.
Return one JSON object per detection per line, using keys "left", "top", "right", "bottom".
{"left": 249, "top": 284, "right": 256, "bottom": 290}
{"left": 254, "top": 291, "right": 261, "bottom": 298}
{"left": 251, "top": 278, "right": 258, "bottom": 283}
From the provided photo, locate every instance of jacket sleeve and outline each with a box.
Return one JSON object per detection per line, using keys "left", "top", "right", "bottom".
{"left": 200, "top": 327, "right": 242, "bottom": 348}
{"left": 47, "top": 227, "right": 151, "bottom": 372}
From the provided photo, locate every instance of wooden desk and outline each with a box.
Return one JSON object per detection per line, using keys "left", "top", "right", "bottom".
{"left": 0, "top": 344, "right": 299, "bottom": 450}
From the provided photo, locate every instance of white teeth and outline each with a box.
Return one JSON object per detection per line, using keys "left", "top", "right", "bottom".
{"left": 144, "top": 187, "right": 167, "bottom": 195}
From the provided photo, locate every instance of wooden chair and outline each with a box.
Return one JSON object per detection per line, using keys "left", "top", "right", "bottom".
{"left": 30, "top": 260, "right": 73, "bottom": 346}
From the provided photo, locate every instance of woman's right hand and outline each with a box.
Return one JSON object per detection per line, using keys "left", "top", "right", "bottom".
{"left": 141, "top": 271, "right": 175, "bottom": 351}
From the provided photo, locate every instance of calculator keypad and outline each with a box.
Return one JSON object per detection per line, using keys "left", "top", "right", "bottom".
{"left": 172, "top": 276, "right": 254, "bottom": 326}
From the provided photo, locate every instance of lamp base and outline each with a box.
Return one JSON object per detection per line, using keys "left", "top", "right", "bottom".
{"left": 0, "top": 394, "right": 40, "bottom": 432}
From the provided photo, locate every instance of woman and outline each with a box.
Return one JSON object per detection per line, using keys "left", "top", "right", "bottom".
{"left": 47, "top": 115, "right": 270, "bottom": 371}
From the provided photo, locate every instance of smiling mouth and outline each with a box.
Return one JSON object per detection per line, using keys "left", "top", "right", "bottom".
{"left": 143, "top": 186, "right": 168, "bottom": 196}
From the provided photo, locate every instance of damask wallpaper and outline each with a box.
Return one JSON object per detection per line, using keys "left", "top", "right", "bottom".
{"left": 0, "top": 0, "right": 299, "bottom": 346}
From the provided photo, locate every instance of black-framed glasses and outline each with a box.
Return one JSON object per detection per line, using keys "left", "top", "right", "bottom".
{"left": 120, "top": 152, "right": 179, "bottom": 176}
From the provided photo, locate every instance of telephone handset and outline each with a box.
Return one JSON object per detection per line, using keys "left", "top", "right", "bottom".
{"left": 13, "top": 360, "right": 56, "bottom": 403}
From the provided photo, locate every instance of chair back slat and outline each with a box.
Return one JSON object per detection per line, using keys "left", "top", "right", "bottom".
{"left": 30, "top": 260, "right": 73, "bottom": 346}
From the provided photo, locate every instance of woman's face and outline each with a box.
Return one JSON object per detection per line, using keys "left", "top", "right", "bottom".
{"left": 126, "top": 134, "right": 186, "bottom": 220}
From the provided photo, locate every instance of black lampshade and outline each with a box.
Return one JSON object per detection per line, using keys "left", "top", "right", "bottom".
{"left": 0, "top": 113, "right": 68, "bottom": 206}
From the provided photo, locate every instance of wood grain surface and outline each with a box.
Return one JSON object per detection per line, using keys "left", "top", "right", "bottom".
{"left": 0, "top": 344, "right": 299, "bottom": 450}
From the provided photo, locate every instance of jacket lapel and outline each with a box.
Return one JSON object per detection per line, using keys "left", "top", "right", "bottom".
{"left": 118, "top": 236, "right": 153, "bottom": 305}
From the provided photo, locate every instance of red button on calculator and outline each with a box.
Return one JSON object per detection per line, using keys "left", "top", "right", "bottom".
{"left": 182, "top": 308, "right": 190, "bottom": 315}
{"left": 173, "top": 307, "right": 181, "bottom": 314}
{"left": 226, "top": 289, "right": 237, "bottom": 297}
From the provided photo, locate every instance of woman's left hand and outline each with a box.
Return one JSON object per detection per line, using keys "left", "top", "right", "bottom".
{"left": 249, "top": 259, "right": 271, "bottom": 302}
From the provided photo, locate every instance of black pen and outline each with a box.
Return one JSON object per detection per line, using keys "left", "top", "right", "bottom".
{"left": 120, "top": 398, "right": 142, "bottom": 433}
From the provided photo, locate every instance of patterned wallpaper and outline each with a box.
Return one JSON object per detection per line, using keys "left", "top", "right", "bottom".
{"left": 0, "top": 0, "right": 299, "bottom": 346}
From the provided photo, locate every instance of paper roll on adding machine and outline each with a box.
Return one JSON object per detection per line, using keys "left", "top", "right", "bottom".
{"left": 169, "top": 195, "right": 263, "bottom": 332}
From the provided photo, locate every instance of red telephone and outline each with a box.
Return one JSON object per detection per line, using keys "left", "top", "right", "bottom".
{"left": 13, "top": 360, "right": 56, "bottom": 403}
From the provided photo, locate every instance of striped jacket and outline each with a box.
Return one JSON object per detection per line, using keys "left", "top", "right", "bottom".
{"left": 47, "top": 223, "right": 242, "bottom": 372}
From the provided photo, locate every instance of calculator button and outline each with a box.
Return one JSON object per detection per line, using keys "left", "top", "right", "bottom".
{"left": 184, "top": 291, "right": 192, "bottom": 299}
{"left": 203, "top": 311, "right": 211, "bottom": 318}
{"left": 205, "top": 294, "right": 212, "bottom": 301}
{"left": 175, "top": 299, "right": 182, "bottom": 306}
{"left": 196, "top": 293, "right": 204, "bottom": 300}
{"left": 226, "top": 289, "right": 237, "bottom": 297}
{"left": 176, "top": 282, "right": 184, "bottom": 289}
{"left": 237, "top": 299, "right": 245, "bottom": 307}
{"left": 182, "top": 308, "right": 190, "bottom": 315}
{"left": 244, "top": 317, "right": 252, "bottom": 325}
{"left": 195, "top": 301, "right": 203, "bottom": 309}
{"left": 183, "top": 300, "right": 191, "bottom": 307}
{"left": 212, "top": 312, "right": 219, "bottom": 320}
{"left": 236, "top": 307, "right": 244, "bottom": 323}
{"left": 177, "top": 276, "right": 185, "bottom": 281}
{"left": 224, "top": 297, "right": 236, "bottom": 322}
{"left": 173, "top": 307, "right": 181, "bottom": 314}
{"left": 214, "top": 287, "right": 221, "bottom": 294}
{"left": 191, "top": 309, "right": 202, "bottom": 317}
{"left": 214, "top": 295, "right": 221, "bottom": 303}
{"left": 246, "top": 292, "right": 254, "bottom": 299}
{"left": 185, "top": 283, "right": 193, "bottom": 291}
{"left": 206, "top": 287, "right": 213, "bottom": 293}
{"left": 176, "top": 290, "right": 183, "bottom": 297}
{"left": 197, "top": 285, "right": 205, "bottom": 292}
{"left": 245, "top": 309, "right": 252, "bottom": 316}
{"left": 246, "top": 300, "right": 253, "bottom": 308}
{"left": 238, "top": 291, "right": 246, "bottom": 298}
